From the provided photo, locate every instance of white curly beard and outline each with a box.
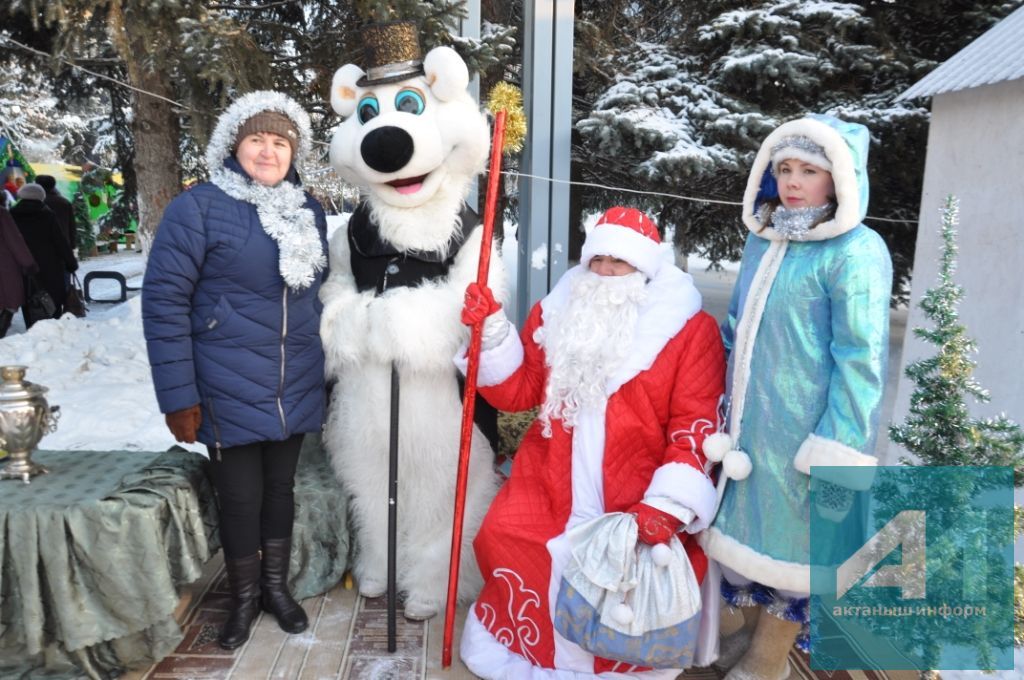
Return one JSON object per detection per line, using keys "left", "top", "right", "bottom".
{"left": 536, "top": 270, "right": 647, "bottom": 437}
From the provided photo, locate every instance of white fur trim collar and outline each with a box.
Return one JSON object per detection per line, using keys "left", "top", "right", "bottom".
{"left": 210, "top": 168, "right": 325, "bottom": 290}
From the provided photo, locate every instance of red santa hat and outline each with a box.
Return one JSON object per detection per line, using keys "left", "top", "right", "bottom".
{"left": 580, "top": 206, "right": 666, "bottom": 279}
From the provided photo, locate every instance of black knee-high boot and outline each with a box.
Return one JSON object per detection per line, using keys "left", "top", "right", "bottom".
{"left": 0, "top": 309, "right": 12, "bottom": 338}
{"left": 260, "top": 537, "right": 308, "bottom": 634}
{"left": 219, "top": 553, "right": 262, "bottom": 650}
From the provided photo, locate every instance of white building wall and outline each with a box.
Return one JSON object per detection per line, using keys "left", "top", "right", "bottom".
{"left": 884, "top": 78, "right": 1024, "bottom": 465}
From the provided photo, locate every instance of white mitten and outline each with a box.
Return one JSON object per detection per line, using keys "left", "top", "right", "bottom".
{"left": 480, "top": 308, "right": 511, "bottom": 350}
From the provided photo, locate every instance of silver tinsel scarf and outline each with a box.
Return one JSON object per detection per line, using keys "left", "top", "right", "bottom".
{"left": 758, "top": 203, "right": 835, "bottom": 240}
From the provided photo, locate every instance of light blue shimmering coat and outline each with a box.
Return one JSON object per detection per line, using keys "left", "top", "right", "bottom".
{"left": 700, "top": 115, "right": 893, "bottom": 593}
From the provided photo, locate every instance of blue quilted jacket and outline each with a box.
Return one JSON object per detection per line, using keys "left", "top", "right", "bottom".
{"left": 142, "top": 157, "right": 327, "bottom": 451}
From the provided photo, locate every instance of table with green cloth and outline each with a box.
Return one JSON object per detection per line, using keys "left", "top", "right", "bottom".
{"left": 0, "top": 436, "right": 349, "bottom": 680}
{"left": 287, "top": 434, "right": 351, "bottom": 601}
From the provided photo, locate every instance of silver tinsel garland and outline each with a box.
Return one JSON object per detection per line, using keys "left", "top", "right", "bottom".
{"left": 770, "top": 135, "right": 828, "bottom": 163}
{"left": 758, "top": 203, "right": 835, "bottom": 240}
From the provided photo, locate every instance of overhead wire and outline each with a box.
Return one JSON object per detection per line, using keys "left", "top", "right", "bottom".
{"left": 2, "top": 33, "right": 919, "bottom": 225}
{"left": 2, "top": 34, "right": 193, "bottom": 111}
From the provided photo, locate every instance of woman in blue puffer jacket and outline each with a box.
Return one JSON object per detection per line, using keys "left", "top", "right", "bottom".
{"left": 142, "top": 91, "right": 328, "bottom": 650}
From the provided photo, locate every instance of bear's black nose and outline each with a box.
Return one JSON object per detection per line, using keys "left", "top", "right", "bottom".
{"left": 361, "top": 126, "right": 414, "bottom": 173}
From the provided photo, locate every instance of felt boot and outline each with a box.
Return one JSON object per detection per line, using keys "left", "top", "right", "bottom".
{"left": 724, "top": 611, "right": 800, "bottom": 680}
{"left": 715, "top": 604, "right": 762, "bottom": 670}
{"left": 719, "top": 601, "right": 748, "bottom": 637}
{"left": 219, "top": 553, "right": 262, "bottom": 650}
{"left": 260, "top": 537, "right": 308, "bottom": 634}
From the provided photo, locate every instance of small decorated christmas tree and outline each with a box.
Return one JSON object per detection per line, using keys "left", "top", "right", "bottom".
{"left": 889, "top": 194, "right": 1024, "bottom": 646}
{"left": 889, "top": 195, "right": 1024, "bottom": 477}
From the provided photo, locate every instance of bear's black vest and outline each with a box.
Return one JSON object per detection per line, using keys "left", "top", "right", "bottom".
{"left": 347, "top": 201, "right": 499, "bottom": 453}
{"left": 348, "top": 201, "right": 478, "bottom": 295}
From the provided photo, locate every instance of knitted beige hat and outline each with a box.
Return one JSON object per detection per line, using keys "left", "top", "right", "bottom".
{"left": 234, "top": 111, "right": 299, "bottom": 155}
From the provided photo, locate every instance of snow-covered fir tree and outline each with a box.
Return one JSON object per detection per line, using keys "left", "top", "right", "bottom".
{"left": 573, "top": 0, "right": 1023, "bottom": 300}
{"left": 0, "top": 52, "right": 103, "bottom": 165}
{"left": 8, "top": 0, "right": 515, "bottom": 248}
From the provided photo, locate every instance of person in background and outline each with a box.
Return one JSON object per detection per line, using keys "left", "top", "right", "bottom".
{"left": 10, "top": 183, "right": 78, "bottom": 327}
{"left": 3, "top": 172, "right": 21, "bottom": 199}
{"left": 457, "top": 207, "right": 725, "bottom": 678}
{"left": 700, "top": 115, "right": 892, "bottom": 680}
{"left": 142, "top": 91, "right": 327, "bottom": 650}
{"left": 36, "top": 175, "right": 76, "bottom": 250}
{"left": 0, "top": 205, "right": 37, "bottom": 337}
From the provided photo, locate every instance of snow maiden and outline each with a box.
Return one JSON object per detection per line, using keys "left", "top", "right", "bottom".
{"left": 701, "top": 114, "right": 892, "bottom": 680}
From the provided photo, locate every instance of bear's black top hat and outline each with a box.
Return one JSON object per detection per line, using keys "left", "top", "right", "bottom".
{"left": 357, "top": 20, "right": 425, "bottom": 87}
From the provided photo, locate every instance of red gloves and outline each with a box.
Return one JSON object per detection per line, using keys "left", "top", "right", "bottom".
{"left": 461, "top": 282, "right": 502, "bottom": 326}
{"left": 166, "top": 404, "right": 202, "bottom": 443}
{"left": 629, "top": 502, "right": 682, "bottom": 545}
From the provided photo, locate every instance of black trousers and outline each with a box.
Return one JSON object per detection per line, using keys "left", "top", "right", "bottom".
{"left": 208, "top": 434, "right": 304, "bottom": 559}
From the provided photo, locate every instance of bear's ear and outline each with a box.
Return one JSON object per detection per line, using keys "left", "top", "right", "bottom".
{"left": 331, "top": 64, "right": 365, "bottom": 117}
{"left": 423, "top": 46, "right": 469, "bottom": 102}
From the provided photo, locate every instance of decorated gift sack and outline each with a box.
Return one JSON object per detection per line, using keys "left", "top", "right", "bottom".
{"left": 64, "top": 273, "right": 87, "bottom": 318}
{"left": 25, "top": 275, "right": 57, "bottom": 324}
{"left": 553, "top": 512, "right": 702, "bottom": 669}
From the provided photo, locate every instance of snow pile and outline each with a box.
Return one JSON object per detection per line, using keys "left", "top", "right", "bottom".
{"left": 0, "top": 294, "right": 199, "bottom": 456}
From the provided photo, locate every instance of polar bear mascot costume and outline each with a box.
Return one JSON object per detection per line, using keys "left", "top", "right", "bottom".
{"left": 320, "top": 21, "right": 506, "bottom": 621}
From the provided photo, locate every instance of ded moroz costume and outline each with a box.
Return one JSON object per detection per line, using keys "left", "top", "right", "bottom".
{"left": 458, "top": 207, "right": 726, "bottom": 678}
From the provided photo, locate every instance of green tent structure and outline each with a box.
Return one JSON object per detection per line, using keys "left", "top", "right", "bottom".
{"left": 2, "top": 137, "right": 136, "bottom": 251}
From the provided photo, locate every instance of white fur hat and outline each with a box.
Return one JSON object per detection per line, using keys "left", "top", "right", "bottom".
{"left": 580, "top": 206, "right": 666, "bottom": 279}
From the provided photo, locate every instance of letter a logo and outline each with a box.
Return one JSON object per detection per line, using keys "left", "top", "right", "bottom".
{"left": 836, "top": 510, "right": 926, "bottom": 600}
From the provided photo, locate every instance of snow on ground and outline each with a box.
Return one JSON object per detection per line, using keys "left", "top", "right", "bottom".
{"left": 942, "top": 654, "right": 1023, "bottom": 680}
{"left": 0, "top": 248, "right": 203, "bottom": 455}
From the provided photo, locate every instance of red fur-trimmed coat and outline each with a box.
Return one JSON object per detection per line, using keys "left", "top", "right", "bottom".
{"left": 459, "top": 265, "right": 725, "bottom": 678}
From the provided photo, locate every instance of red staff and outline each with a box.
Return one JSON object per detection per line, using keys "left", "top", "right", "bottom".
{"left": 442, "top": 83, "right": 526, "bottom": 668}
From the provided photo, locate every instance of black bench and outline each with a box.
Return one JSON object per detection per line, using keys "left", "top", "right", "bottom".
{"left": 83, "top": 271, "right": 140, "bottom": 303}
